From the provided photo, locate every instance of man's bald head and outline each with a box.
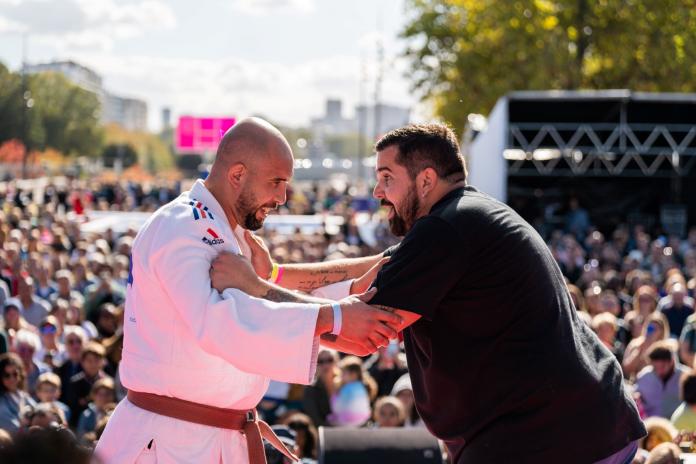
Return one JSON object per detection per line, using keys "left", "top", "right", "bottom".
{"left": 210, "top": 117, "right": 292, "bottom": 177}
{"left": 204, "top": 117, "right": 294, "bottom": 230}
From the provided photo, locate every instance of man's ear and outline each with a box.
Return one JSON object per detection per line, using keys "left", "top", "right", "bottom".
{"left": 227, "top": 163, "right": 247, "bottom": 188}
{"left": 417, "top": 167, "right": 437, "bottom": 198}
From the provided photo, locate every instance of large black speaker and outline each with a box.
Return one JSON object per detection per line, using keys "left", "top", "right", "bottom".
{"left": 318, "top": 427, "right": 444, "bottom": 464}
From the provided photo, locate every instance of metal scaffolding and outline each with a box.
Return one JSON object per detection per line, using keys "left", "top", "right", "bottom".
{"left": 506, "top": 121, "right": 696, "bottom": 177}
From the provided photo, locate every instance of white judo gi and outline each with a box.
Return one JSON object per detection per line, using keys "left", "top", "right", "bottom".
{"left": 95, "top": 179, "right": 350, "bottom": 464}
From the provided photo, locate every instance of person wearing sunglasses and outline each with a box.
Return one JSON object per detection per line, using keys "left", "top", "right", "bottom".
{"left": 0, "top": 352, "right": 36, "bottom": 435}
{"left": 54, "top": 325, "right": 87, "bottom": 399}
{"left": 35, "top": 316, "right": 65, "bottom": 370}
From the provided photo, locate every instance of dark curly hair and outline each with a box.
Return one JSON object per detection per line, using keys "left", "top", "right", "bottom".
{"left": 0, "top": 353, "right": 27, "bottom": 394}
{"left": 375, "top": 123, "right": 467, "bottom": 183}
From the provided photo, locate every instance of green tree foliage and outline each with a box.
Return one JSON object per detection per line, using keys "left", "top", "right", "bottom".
{"left": 29, "top": 71, "right": 103, "bottom": 157}
{"left": 402, "top": 0, "right": 696, "bottom": 128}
{"left": 0, "top": 63, "right": 103, "bottom": 157}
{"left": 103, "top": 123, "right": 174, "bottom": 173}
{"left": 0, "top": 63, "right": 24, "bottom": 144}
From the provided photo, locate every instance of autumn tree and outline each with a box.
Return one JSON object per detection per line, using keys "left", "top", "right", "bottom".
{"left": 402, "top": 0, "right": 696, "bottom": 129}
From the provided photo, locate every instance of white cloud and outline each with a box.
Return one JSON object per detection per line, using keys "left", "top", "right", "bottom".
{"left": 0, "top": 0, "right": 176, "bottom": 50}
{"left": 227, "top": 0, "right": 314, "bottom": 15}
{"left": 66, "top": 51, "right": 416, "bottom": 130}
{"left": 0, "top": 15, "right": 25, "bottom": 33}
{"left": 358, "top": 30, "right": 389, "bottom": 50}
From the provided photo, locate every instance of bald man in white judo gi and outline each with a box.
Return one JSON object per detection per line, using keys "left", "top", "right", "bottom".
{"left": 95, "top": 118, "right": 401, "bottom": 463}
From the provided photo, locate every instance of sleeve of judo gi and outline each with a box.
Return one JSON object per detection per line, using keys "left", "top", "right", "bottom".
{"left": 310, "top": 279, "right": 353, "bottom": 301}
{"left": 150, "top": 226, "right": 322, "bottom": 385}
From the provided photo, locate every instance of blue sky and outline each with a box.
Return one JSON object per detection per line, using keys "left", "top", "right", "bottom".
{"left": 0, "top": 0, "right": 425, "bottom": 131}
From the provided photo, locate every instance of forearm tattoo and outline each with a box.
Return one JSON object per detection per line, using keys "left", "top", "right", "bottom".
{"left": 261, "top": 287, "right": 304, "bottom": 303}
{"left": 297, "top": 268, "right": 349, "bottom": 293}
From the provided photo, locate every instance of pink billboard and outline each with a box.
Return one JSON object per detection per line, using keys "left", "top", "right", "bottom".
{"left": 176, "top": 116, "right": 236, "bottom": 153}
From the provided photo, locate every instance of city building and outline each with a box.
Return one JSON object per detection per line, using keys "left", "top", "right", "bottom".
{"left": 23, "top": 60, "right": 149, "bottom": 132}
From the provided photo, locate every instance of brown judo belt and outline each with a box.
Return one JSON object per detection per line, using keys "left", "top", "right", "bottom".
{"left": 127, "top": 390, "right": 299, "bottom": 464}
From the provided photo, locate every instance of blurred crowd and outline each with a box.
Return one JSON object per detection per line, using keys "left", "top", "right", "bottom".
{"left": 0, "top": 178, "right": 695, "bottom": 463}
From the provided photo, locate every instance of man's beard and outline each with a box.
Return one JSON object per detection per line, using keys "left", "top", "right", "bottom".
{"left": 384, "top": 188, "right": 421, "bottom": 237}
{"left": 237, "top": 187, "right": 277, "bottom": 231}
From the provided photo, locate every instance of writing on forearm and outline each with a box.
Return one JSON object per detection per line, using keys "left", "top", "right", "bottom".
{"left": 260, "top": 283, "right": 333, "bottom": 305}
{"left": 261, "top": 287, "right": 305, "bottom": 303}
{"left": 296, "top": 268, "right": 349, "bottom": 293}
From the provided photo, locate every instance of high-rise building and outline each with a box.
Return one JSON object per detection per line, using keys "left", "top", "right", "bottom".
{"left": 23, "top": 60, "right": 103, "bottom": 95}
{"left": 310, "top": 99, "right": 357, "bottom": 136}
{"left": 102, "top": 93, "right": 148, "bottom": 132}
{"left": 311, "top": 99, "right": 410, "bottom": 138}
{"left": 162, "top": 107, "right": 172, "bottom": 130}
{"left": 355, "top": 103, "right": 411, "bottom": 139}
{"left": 24, "top": 60, "right": 149, "bottom": 132}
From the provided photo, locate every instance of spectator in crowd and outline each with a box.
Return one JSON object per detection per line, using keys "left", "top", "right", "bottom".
{"left": 100, "top": 330, "right": 123, "bottom": 381}
{"left": 679, "top": 312, "right": 696, "bottom": 368}
{"left": 624, "top": 313, "right": 671, "bottom": 380}
{"left": 0, "top": 353, "right": 35, "bottom": 434}
{"left": 35, "top": 372, "right": 70, "bottom": 424}
{"left": 565, "top": 197, "right": 590, "bottom": 241}
{"left": 584, "top": 283, "right": 603, "bottom": 316}
{"left": 16, "top": 276, "right": 50, "bottom": 328}
{"left": 640, "top": 417, "right": 678, "bottom": 453}
{"left": 35, "top": 316, "right": 64, "bottom": 369}
{"left": 637, "top": 342, "right": 691, "bottom": 419}
{"left": 76, "top": 377, "right": 116, "bottom": 439}
{"left": 25, "top": 402, "right": 66, "bottom": 429}
{"left": 390, "top": 373, "right": 423, "bottom": 428}
{"left": 660, "top": 282, "right": 695, "bottom": 338}
{"left": 645, "top": 442, "right": 682, "bottom": 464}
{"left": 598, "top": 289, "right": 623, "bottom": 317}
{"left": 365, "top": 340, "right": 408, "bottom": 398}
{"left": 2, "top": 299, "right": 31, "bottom": 339}
{"left": 0, "top": 424, "right": 92, "bottom": 464}
{"left": 328, "top": 356, "right": 375, "bottom": 427}
{"left": 12, "top": 329, "right": 48, "bottom": 395}
{"left": 49, "top": 270, "right": 82, "bottom": 304}
{"left": 34, "top": 264, "right": 57, "bottom": 302}
{"left": 3, "top": 173, "right": 696, "bottom": 457}
{"left": 625, "top": 285, "right": 659, "bottom": 340}
{"left": 259, "top": 380, "right": 292, "bottom": 426}
{"left": 64, "top": 297, "right": 97, "bottom": 340}
{"left": 302, "top": 348, "right": 339, "bottom": 428}
{"left": 93, "top": 304, "right": 119, "bottom": 340}
{"left": 83, "top": 272, "right": 124, "bottom": 325}
{"left": 0, "top": 278, "right": 9, "bottom": 315}
{"left": 70, "top": 262, "right": 95, "bottom": 297}
{"left": 54, "top": 325, "right": 85, "bottom": 395}
{"left": 62, "top": 341, "right": 110, "bottom": 427}
{"left": 592, "top": 312, "right": 624, "bottom": 362}
{"left": 670, "top": 373, "right": 696, "bottom": 432}
{"left": 263, "top": 425, "right": 302, "bottom": 464}
{"left": 372, "top": 396, "right": 406, "bottom": 428}
{"left": 280, "top": 412, "right": 318, "bottom": 462}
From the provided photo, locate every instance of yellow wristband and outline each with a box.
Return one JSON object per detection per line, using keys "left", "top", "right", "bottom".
{"left": 269, "top": 263, "right": 279, "bottom": 282}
